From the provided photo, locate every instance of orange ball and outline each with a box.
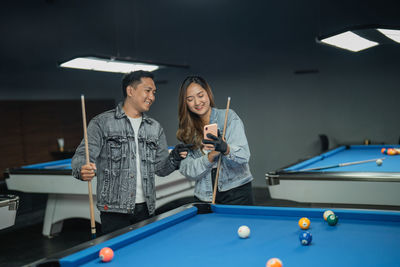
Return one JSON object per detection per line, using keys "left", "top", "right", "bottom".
{"left": 266, "top": 258, "right": 283, "bottom": 267}
{"left": 99, "top": 247, "right": 114, "bottom": 262}
{"left": 298, "top": 217, "right": 310, "bottom": 230}
{"left": 387, "top": 148, "right": 396, "bottom": 155}
{"left": 381, "top": 148, "right": 386, "bottom": 154}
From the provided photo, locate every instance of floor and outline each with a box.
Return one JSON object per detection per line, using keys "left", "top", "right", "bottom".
{"left": 1, "top": 187, "right": 399, "bottom": 267}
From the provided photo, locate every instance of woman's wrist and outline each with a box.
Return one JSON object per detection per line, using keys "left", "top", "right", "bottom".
{"left": 224, "top": 145, "right": 230, "bottom": 155}
{"left": 208, "top": 152, "right": 214, "bottom": 163}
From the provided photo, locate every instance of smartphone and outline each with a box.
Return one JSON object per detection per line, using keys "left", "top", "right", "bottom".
{"left": 203, "top": 123, "right": 218, "bottom": 140}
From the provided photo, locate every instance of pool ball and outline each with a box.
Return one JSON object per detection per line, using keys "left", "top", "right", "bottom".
{"left": 323, "top": 210, "right": 334, "bottom": 221}
{"left": 298, "top": 217, "right": 310, "bottom": 230}
{"left": 99, "top": 247, "right": 114, "bottom": 262}
{"left": 299, "top": 231, "right": 312, "bottom": 246}
{"left": 381, "top": 148, "right": 386, "bottom": 154}
{"left": 238, "top": 225, "right": 250, "bottom": 238}
{"left": 327, "top": 214, "right": 339, "bottom": 226}
{"left": 266, "top": 257, "right": 282, "bottom": 267}
{"left": 376, "top": 159, "right": 383, "bottom": 166}
{"left": 387, "top": 148, "right": 396, "bottom": 155}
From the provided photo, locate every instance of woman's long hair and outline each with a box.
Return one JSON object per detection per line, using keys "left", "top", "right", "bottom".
{"left": 176, "top": 76, "right": 215, "bottom": 150}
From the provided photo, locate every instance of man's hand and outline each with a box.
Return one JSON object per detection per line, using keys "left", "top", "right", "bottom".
{"left": 202, "top": 132, "right": 229, "bottom": 155}
{"left": 80, "top": 163, "right": 97, "bottom": 181}
{"left": 170, "top": 144, "right": 193, "bottom": 161}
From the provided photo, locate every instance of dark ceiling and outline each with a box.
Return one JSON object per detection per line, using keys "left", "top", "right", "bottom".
{"left": 1, "top": 0, "right": 400, "bottom": 92}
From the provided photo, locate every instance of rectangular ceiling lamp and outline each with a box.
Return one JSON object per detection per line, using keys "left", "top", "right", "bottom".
{"left": 377, "top": 28, "right": 400, "bottom": 44}
{"left": 60, "top": 56, "right": 160, "bottom": 73}
{"left": 320, "top": 31, "right": 378, "bottom": 52}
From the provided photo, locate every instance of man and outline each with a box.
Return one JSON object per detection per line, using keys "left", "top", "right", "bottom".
{"left": 72, "top": 70, "right": 189, "bottom": 234}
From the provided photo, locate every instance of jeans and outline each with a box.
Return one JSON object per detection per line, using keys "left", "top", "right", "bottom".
{"left": 100, "top": 202, "right": 151, "bottom": 234}
{"left": 194, "top": 168, "right": 254, "bottom": 205}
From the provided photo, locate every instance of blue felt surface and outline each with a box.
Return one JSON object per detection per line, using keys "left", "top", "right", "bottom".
{"left": 19, "top": 146, "right": 175, "bottom": 170}
{"left": 60, "top": 205, "right": 400, "bottom": 267}
{"left": 21, "top": 158, "right": 72, "bottom": 170}
{"left": 285, "top": 145, "right": 400, "bottom": 172}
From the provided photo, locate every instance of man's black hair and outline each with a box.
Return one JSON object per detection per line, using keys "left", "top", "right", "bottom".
{"left": 122, "top": 71, "right": 154, "bottom": 98}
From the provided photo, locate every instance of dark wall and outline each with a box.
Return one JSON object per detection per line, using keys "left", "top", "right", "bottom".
{"left": 150, "top": 59, "right": 400, "bottom": 187}
{"left": 1, "top": 56, "right": 399, "bottom": 188}
{"left": 1, "top": 0, "right": 400, "bottom": 188}
{"left": 0, "top": 99, "right": 115, "bottom": 180}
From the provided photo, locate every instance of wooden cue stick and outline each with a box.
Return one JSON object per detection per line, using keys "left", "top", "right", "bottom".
{"left": 299, "top": 157, "right": 386, "bottom": 172}
{"left": 81, "top": 95, "right": 96, "bottom": 239}
{"left": 212, "top": 97, "right": 231, "bottom": 204}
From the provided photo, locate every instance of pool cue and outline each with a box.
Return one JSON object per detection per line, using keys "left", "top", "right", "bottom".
{"left": 81, "top": 95, "right": 96, "bottom": 239}
{"left": 212, "top": 97, "right": 231, "bottom": 204}
{"left": 299, "top": 157, "right": 386, "bottom": 172}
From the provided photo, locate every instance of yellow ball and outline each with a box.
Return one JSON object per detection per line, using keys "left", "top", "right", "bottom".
{"left": 323, "top": 210, "right": 334, "bottom": 221}
{"left": 298, "top": 217, "right": 310, "bottom": 230}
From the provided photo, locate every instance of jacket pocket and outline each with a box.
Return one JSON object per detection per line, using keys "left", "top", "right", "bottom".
{"left": 222, "top": 161, "right": 247, "bottom": 184}
{"left": 144, "top": 138, "right": 158, "bottom": 175}
{"left": 100, "top": 168, "right": 122, "bottom": 206}
{"left": 100, "top": 169, "right": 111, "bottom": 202}
{"left": 106, "top": 136, "right": 127, "bottom": 171}
{"left": 145, "top": 138, "right": 158, "bottom": 160}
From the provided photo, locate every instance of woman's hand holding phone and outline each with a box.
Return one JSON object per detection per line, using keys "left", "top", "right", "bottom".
{"left": 203, "top": 124, "right": 218, "bottom": 151}
{"left": 202, "top": 123, "right": 229, "bottom": 155}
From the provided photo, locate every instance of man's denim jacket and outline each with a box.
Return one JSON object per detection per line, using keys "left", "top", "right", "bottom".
{"left": 179, "top": 108, "right": 253, "bottom": 202}
{"left": 72, "top": 102, "right": 177, "bottom": 215}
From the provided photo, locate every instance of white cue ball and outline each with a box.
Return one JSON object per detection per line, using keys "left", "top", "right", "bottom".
{"left": 376, "top": 159, "right": 383, "bottom": 166}
{"left": 238, "top": 225, "right": 250, "bottom": 238}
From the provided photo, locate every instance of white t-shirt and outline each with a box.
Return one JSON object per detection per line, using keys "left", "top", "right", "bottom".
{"left": 128, "top": 116, "right": 145, "bottom": 203}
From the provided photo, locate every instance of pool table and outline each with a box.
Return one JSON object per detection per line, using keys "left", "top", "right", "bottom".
{"left": 30, "top": 203, "right": 400, "bottom": 267}
{"left": 0, "top": 194, "right": 19, "bottom": 230}
{"left": 266, "top": 145, "right": 400, "bottom": 206}
{"left": 5, "top": 158, "right": 194, "bottom": 237}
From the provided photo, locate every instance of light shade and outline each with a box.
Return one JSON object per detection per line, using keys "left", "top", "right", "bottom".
{"left": 319, "top": 31, "right": 379, "bottom": 52}
{"left": 377, "top": 28, "right": 400, "bottom": 44}
{"left": 60, "top": 56, "right": 160, "bottom": 73}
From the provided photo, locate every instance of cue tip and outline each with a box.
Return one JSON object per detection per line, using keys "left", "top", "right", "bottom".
{"left": 228, "top": 96, "right": 231, "bottom": 100}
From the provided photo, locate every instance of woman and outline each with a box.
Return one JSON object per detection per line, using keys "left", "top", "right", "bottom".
{"left": 177, "top": 76, "right": 254, "bottom": 205}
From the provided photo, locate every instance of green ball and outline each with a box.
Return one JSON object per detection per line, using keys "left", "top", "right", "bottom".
{"left": 327, "top": 214, "right": 338, "bottom": 226}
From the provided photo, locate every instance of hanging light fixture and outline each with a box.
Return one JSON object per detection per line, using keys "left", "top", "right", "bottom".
{"left": 317, "top": 25, "right": 400, "bottom": 52}
{"left": 60, "top": 55, "right": 188, "bottom": 73}
{"left": 60, "top": 3, "right": 190, "bottom": 74}
{"left": 60, "top": 55, "right": 170, "bottom": 73}
{"left": 318, "top": 31, "right": 378, "bottom": 52}
{"left": 377, "top": 28, "right": 400, "bottom": 44}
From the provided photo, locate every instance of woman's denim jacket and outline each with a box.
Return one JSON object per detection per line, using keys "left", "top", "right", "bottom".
{"left": 179, "top": 108, "right": 253, "bottom": 202}
{"left": 72, "top": 102, "right": 177, "bottom": 215}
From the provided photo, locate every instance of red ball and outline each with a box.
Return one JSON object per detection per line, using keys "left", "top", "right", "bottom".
{"left": 99, "top": 247, "right": 114, "bottom": 262}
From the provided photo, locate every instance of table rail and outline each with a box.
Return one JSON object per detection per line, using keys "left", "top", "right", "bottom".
{"left": 266, "top": 171, "right": 400, "bottom": 186}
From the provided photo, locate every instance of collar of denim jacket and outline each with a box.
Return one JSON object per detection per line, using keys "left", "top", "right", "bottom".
{"left": 209, "top": 107, "right": 217, "bottom": 123}
{"left": 115, "top": 102, "right": 152, "bottom": 124}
